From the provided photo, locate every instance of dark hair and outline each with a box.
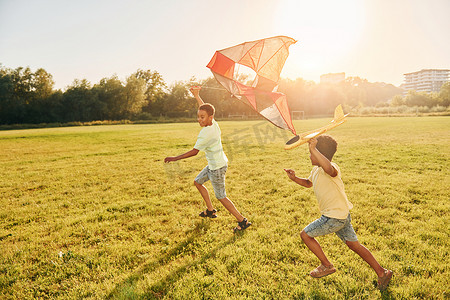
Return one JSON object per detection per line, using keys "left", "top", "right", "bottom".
{"left": 199, "top": 103, "right": 215, "bottom": 117}
{"left": 316, "top": 135, "right": 337, "bottom": 161}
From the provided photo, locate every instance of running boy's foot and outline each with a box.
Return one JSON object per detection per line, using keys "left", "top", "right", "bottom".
{"left": 377, "top": 269, "right": 393, "bottom": 291}
{"left": 233, "top": 218, "right": 251, "bottom": 233}
{"left": 310, "top": 264, "right": 336, "bottom": 278}
{"left": 199, "top": 209, "right": 217, "bottom": 218}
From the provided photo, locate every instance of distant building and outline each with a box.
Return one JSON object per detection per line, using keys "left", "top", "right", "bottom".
{"left": 320, "top": 72, "right": 345, "bottom": 84}
{"left": 403, "top": 69, "right": 449, "bottom": 93}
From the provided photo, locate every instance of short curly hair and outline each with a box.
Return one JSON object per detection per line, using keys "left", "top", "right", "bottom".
{"left": 199, "top": 103, "right": 215, "bottom": 117}
{"left": 316, "top": 135, "right": 337, "bottom": 161}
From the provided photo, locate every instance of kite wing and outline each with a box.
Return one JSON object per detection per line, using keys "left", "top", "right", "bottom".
{"left": 207, "top": 36, "right": 297, "bottom": 135}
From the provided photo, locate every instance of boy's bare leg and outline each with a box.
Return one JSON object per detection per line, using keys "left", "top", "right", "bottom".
{"left": 345, "top": 241, "right": 385, "bottom": 277}
{"left": 194, "top": 181, "right": 214, "bottom": 211}
{"left": 218, "top": 197, "right": 244, "bottom": 221}
{"left": 300, "top": 230, "right": 333, "bottom": 267}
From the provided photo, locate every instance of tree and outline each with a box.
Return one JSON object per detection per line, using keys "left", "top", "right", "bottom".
{"left": 163, "top": 81, "right": 196, "bottom": 117}
{"left": 279, "top": 78, "right": 314, "bottom": 112}
{"left": 0, "top": 66, "right": 23, "bottom": 124}
{"left": 12, "top": 67, "right": 34, "bottom": 105}
{"left": 133, "top": 69, "right": 166, "bottom": 102}
{"left": 124, "top": 75, "right": 147, "bottom": 117}
{"left": 404, "top": 90, "right": 436, "bottom": 107}
{"left": 94, "top": 76, "right": 126, "bottom": 120}
{"left": 0, "top": 66, "right": 36, "bottom": 124}
{"left": 24, "top": 68, "right": 57, "bottom": 123}
{"left": 390, "top": 95, "right": 405, "bottom": 106}
{"left": 61, "top": 79, "right": 102, "bottom": 122}
{"left": 32, "top": 68, "right": 54, "bottom": 99}
{"left": 134, "top": 69, "right": 167, "bottom": 116}
{"left": 438, "top": 82, "right": 450, "bottom": 107}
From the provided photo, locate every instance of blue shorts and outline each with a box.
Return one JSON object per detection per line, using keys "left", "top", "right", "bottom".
{"left": 303, "top": 214, "right": 358, "bottom": 242}
{"left": 194, "top": 165, "right": 227, "bottom": 199}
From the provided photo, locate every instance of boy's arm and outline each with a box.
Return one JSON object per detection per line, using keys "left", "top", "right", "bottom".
{"left": 308, "top": 139, "right": 338, "bottom": 177}
{"left": 164, "top": 148, "right": 199, "bottom": 163}
{"left": 190, "top": 86, "right": 204, "bottom": 106}
{"left": 284, "top": 169, "right": 313, "bottom": 188}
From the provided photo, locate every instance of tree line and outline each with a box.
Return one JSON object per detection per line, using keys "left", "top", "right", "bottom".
{"left": 1, "top": 64, "right": 449, "bottom": 125}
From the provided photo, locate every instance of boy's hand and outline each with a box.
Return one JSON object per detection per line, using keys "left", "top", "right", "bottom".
{"left": 284, "top": 168, "right": 296, "bottom": 180}
{"left": 189, "top": 86, "right": 201, "bottom": 96}
{"left": 164, "top": 156, "right": 177, "bottom": 163}
{"left": 308, "top": 138, "right": 318, "bottom": 151}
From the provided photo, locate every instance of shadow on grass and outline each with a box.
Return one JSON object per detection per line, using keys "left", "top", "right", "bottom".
{"left": 380, "top": 287, "right": 395, "bottom": 300}
{"left": 371, "top": 279, "right": 395, "bottom": 300}
{"left": 107, "top": 220, "right": 242, "bottom": 299}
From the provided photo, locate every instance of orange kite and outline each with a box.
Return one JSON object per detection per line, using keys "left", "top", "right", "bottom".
{"left": 207, "top": 36, "right": 297, "bottom": 135}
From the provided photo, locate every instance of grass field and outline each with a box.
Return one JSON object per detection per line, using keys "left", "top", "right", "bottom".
{"left": 0, "top": 117, "right": 449, "bottom": 299}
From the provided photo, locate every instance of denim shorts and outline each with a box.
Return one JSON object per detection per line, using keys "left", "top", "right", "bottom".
{"left": 303, "top": 214, "right": 358, "bottom": 242}
{"left": 194, "top": 165, "right": 227, "bottom": 199}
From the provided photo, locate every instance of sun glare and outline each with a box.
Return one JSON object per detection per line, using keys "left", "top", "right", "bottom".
{"left": 274, "top": 0, "right": 364, "bottom": 81}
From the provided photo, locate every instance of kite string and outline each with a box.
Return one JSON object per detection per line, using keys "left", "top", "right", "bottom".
{"left": 186, "top": 85, "right": 227, "bottom": 91}
{"left": 198, "top": 86, "right": 227, "bottom": 91}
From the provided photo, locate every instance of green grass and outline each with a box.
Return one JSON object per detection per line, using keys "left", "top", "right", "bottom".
{"left": 0, "top": 117, "right": 449, "bottom": 299}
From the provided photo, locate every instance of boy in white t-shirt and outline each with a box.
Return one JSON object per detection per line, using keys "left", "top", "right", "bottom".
{"left": 284, "top": 135, "right": 392, "bottom": 291}
{"left": 164, "top": 86, "right": 251, "bottom": 232}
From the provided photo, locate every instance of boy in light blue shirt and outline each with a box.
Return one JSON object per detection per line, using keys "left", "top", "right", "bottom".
{"left": 164, "top": 86, "right": 251, "bottom": 232}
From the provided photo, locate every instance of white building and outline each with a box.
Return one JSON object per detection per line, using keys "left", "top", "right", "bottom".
{"left": 320, "top": 72, "right": 345, "bottom": 84}
{"left": 403, "top": 69, "right": 449, "bottom": 93}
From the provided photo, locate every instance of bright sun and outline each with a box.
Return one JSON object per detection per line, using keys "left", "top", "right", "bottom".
{"left": 274, "top": 0, "right": 364, "bottom": 81}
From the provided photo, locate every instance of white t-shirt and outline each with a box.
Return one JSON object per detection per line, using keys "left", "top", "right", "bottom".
{"left": 308, "top": 162, "right": 353, "bottom": 219}
{"left": 194, "top": 119, "right": 228, "bottom": 170}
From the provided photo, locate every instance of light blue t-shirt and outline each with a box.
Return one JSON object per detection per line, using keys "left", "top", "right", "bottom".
{"left": 194, "top": 120, "right": 228, "bottom": 170}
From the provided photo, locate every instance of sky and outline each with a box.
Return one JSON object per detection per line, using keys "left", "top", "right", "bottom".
{"left": 1, "top": 0, "right": 449, "bottom": 90}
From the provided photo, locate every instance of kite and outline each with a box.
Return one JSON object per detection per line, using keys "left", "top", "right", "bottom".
{"left": 207, "top": 36, "right": 297, "bottom": 135}
{"left": 206, "top": 36, "right": 349, "bottom": 150}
